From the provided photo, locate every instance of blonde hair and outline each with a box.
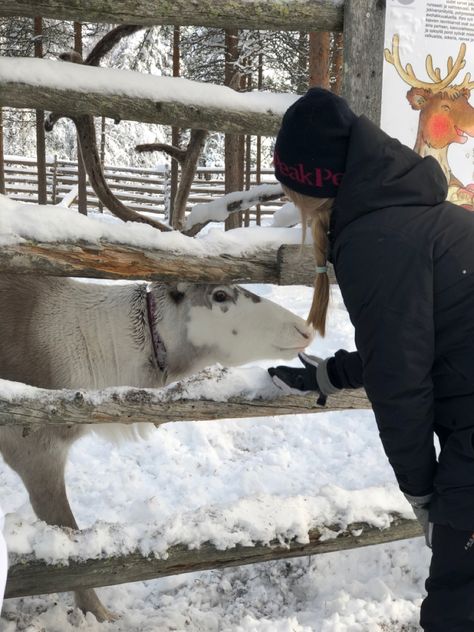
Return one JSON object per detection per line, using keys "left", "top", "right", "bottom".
{"left": 282, "top": 185, "right": 334, "bottom": 337}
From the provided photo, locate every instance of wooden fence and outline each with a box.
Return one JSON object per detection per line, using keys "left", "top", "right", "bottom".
{"left": 3, "top": 156, "right": 282, "bottom": 220}
{"left": 0, "top": 235, "right": 422, "bottom": 600}
{"left": 0, "top": 0, "right": 403, "bottom": 607}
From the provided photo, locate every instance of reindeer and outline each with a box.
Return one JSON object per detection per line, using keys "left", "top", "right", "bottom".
{"left": 0, "top": 26, "right": 313, "bottom": 621}
{"left": 384, "top": 34, "right": 474, "bottom": 210}
{"left": 0, "top": 275, "right": 313, "bottom": 621}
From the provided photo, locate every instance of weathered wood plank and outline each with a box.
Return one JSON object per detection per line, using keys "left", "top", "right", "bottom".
{"left": 0, "top": 84, "right": 281, "bottom": 137}
{"left": 5, "top": 517, "right": 421, "bottom": 598}
{"left": 278, "top": 245, "right": 337, "bottom": 286}
{"left": 0, "top": 242, "right": 337, "bottom": 286}
{"left": 0, "top": 59, "right": 290, "bottom": 135}
{"left": 1, "top": 0, "right": 343, "bottom": 31}
{"left": 0, "top": 381, "right": 369, "bottom": 429}
{"left": 341, "top": 0, "right": 386, "bottom": 123}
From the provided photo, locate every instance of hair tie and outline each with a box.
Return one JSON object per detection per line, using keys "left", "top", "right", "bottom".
{"left": 316, "top": 266, "right": 328, "bottom": 274}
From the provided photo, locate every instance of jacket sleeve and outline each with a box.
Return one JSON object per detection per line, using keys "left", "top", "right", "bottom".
{"left": 327, "top": 350, "right": 364, "bottom": 389}
{"left": 335, "top": 229, "right": 437, "bottom": 496}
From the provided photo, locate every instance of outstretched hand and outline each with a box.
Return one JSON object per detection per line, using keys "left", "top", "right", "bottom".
{"left": 268, "top": 353, "right": 328, "bottom": 405}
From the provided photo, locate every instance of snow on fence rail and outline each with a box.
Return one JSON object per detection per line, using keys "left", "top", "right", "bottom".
{"left": 0, "top": 195, "right": 326, "bottom": 284}
{"left": 0, "top": 369, "right": 370, "bottom": 430}
{"left": 6, "top": 517, "right": 421, "bottom": 600}
{"left": 0, "top": 58, "right": 294, "bottom": 135}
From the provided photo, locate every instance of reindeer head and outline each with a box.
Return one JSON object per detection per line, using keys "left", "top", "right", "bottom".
{"left": 384, "top": 35, "right": 474, "bottom": 150}
{"left": 148, "top": 282, "right": 314, "bottom": 384}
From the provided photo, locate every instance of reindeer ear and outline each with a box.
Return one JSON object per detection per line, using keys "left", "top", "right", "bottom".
{"left": 407, "top": 88, "right": 431, "bottom": 110}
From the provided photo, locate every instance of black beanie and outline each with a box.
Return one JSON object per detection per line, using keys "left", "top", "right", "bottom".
{"left": 274, "top": 87, "right": 357, "bottom": 198}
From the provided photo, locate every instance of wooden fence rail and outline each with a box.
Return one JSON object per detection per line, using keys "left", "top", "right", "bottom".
{"left": 6, "top": 517, "right": 421, "bottom": 599}
{"left": 3, "top": 157, "right": 281, "bottom": 219}
{"left": 0, "top": 379, "right": 369, "bottom": 430}
{"left": 0, "top": 0, "right": 343, "bottom": 31}
{"left": 0, "top": 242, "right": 333, "bottom": 285}
{"left": 0, "top": 58, "right": 292, "bottom": 135}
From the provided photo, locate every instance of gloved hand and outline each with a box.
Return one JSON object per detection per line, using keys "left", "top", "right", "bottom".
{"left": 404, "top": 492, "right": 433, "bottom": 548}
{"left": 268, "top": 352, "right": 340, "bottom": 406}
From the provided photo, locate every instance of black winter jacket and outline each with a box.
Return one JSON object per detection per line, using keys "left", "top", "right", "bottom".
{"left": 327, "top": 116, "right": 474, "bottom": 530}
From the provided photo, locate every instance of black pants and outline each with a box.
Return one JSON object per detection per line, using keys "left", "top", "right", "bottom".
{"left": 420, "top": 523, "right": 474, "bottom": 631}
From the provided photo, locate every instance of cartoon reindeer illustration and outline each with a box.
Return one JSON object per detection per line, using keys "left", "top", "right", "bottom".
{"left": 384, "top": 34, "right": 474, "bottom": 210}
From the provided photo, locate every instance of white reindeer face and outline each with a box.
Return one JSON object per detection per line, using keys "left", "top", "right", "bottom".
{"left": 149, "top": 282, "right": 314, "bottom": 382}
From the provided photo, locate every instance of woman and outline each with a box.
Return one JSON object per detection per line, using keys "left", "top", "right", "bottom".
{"left": 268, "top": 87, "right": 474, "bottom": 631}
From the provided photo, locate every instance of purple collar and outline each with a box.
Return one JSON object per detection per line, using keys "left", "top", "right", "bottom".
{"left": 146, "top": 291, "right": 167, "bottom": 373}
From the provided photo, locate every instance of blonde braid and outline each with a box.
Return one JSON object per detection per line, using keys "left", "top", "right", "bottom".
{"left": 282, "top": 186, "right": 334, "bottom": 336}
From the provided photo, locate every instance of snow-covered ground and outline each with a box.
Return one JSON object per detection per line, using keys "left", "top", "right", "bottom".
{"left": 0, "top": 282, "right": 429, "bottom": 631}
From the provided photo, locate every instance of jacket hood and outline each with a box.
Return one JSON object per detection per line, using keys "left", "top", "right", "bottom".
{"left": 331, "top": 116, "right": 448, "bottom": 240}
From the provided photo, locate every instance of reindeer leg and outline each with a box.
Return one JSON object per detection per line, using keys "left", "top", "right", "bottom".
{"left": 0, "top": 427, "right": 118, "bottom": 623}
{"left": 74, "top": 587, "right": 118, "bottom": 623}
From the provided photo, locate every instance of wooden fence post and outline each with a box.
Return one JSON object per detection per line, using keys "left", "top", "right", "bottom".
{"left": 0, "top": 108, "right": 4, "bottom": 195}
{"left": 341, "top": 0, "right": 385, "bottom": 123}
{"left": 74, "top": 21, "right": 88, "bottom": 215}
{"left": 331, "top": 32, "right": 344, "bottom": 95}
{"left": 169, "top": 25, "right": 181, "bottom": 227}
{"left": 309, "top": 32, "right": 331, "bottom": 89}
{"left": 224, "top": 29, "right": 244, "bottom": 230}
{"left": 98, "top": 116, "right": 106, "bottom": 212}
{"left": 51, "top": 154, "right": 58, "bottom": 204}
{"left": 255, "top": 53, "right": 263, "bottom": 226}
{"left": 34, "top": 16, "right": 47, "bottom": 204}
{"left": 244, "top": 59, "right": 252, "bottom": 227}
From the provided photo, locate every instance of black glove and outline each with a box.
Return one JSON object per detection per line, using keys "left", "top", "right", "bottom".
{"left": 268, "top": 353, "right": 340, "bottom": 406}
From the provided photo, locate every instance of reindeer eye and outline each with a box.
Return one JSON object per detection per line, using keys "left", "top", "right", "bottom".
{"left": 441, "top": 104, "right": 450, "bottom": 111}
{"left": 213, "top": 290, "right": 229, "bottom": 303}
